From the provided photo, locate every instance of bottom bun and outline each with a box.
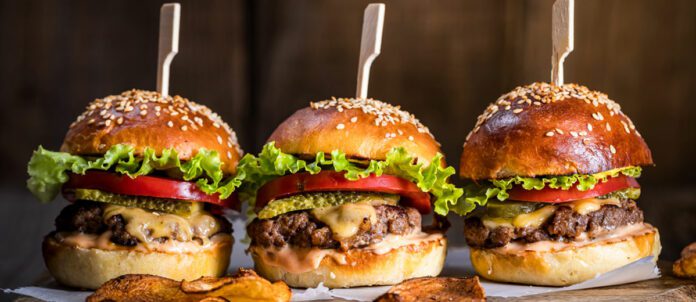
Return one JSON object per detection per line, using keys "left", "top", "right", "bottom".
{"left": 470, "top": 223, "right": 661, "bottom": 286}
{"left": 251, "top": 235, "right": 447, "bottom": 288}
{"left": 43, "top": 234, "right": 232, "bottom": 289}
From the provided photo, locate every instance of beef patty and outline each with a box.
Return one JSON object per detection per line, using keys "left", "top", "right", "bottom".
{"left": 53, "top": 201, "right": 232, "bottom": 246}
{"left": 464, "top": 199, "right": 643, "bottom": 248}
{"left": 247, "top": 204, "right": 422, "bottom": 251}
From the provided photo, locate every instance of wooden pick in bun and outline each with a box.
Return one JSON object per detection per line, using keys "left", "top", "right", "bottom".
{"left": 28, "top": 90, "right": 243, "bottom": 289}
{"left": 244, "top": 98, "right": 459, "bottom": 288}
{"left": 457, "top": 83, "right": 661, "bottom": 286}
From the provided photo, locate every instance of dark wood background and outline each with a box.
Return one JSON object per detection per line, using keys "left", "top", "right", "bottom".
{"left": 0, "top": 0, "right": 694, "bottom": 289}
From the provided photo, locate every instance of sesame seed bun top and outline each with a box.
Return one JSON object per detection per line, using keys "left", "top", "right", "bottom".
{"left": 61, "top": 90, "right": 242, "bottom": 174}
{"left": 459, "top": 82, "right": 653, "bottom": 180}
{"left": 267, "top": 98, "right": 443, "bottom": 166}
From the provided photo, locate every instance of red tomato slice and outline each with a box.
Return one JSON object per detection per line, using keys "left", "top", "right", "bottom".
{"left": 255, "top": 171, "right": 432, "bottom": 214}
{"left": 507, "top": 175, "right": 640, "bottom": 203}
{"left": 62, "top": 171, "right": 240, "bottom": 210}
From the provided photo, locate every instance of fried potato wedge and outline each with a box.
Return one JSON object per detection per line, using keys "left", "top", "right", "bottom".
{"left": 87, "top": 268, "right": 291, "bottom": 302}
{"left": 674, "top": 242, "right": 696, "bottom": 279}
{"left": 375, "top": 276, "right": 486, "bottom": 302}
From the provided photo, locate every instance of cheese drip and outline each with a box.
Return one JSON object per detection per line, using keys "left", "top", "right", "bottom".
{"left": 482, "top": 197, "right": 624, "bottom": 229}
{"left": 311, "top": 203, "right": 377, "bottom": 239}
{"left": 103, "top": 205, "right": 221, "bottom": 246}
{"left": 309, "top": 196, "right": 397, "bottom": 239}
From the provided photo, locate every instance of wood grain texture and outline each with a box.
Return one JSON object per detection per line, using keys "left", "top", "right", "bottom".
{"left": 0, "top": 0, "right": 695, "bottom": 290}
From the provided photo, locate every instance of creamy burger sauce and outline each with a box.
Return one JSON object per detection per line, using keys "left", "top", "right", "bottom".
{"left": 55, "top": 204, "right": 229, "bottom": 253}
{"left": 495, "top": 223, "right": 655, "bottom": 253}
{"left": 56, "top": 232, "right": 231, "bottom": 254}
{"left": 251, "top": 231, "right": 444, "bottom": 274}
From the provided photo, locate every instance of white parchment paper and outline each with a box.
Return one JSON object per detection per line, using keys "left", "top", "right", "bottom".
{"left": 5, "top": 220, "right": 660, "bottom": 301}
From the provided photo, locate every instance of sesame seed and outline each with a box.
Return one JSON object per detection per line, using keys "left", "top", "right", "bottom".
{"left": 227, "top": 151, "right": 232, "bottom": 159}
{"left": 181, "top": 115, "right": 188, "bottom": 121}
{"left": 579, "top": 131, "right": 587, "bottom": 136}
{"left": 88, "top": 118, "right": 95, "bottom": 124}
{"left": 408, "top": 135, "right": 414, "bottom": 141}
{"left": 555, "top": 128, "right": 564, "bottom": 135}
{"left": 606, "top": 123, "right": 611, "bottom": 131}
{"left": 336, "top": 123, "right": 345, "bottom": 130}
{"left": 140, "top": 110, "right": 147, "bottom": 116}
{"left": 155, "top": 106, "right": 161, "bottom": 112}
{"left": 171, "top": 111, "right": 179, "bottom": 116}
{"left": 513, "top": 108, "right": 523, "bottom": 114}
{"left": 570, "top": 131, "right": 579, "bottom": 138}
{"left": 621, "top": 121, "right": 630, "bottom": 133}
{"left": 610, "top": 145, "right": 616, "bottom": 154}
{"left": 545, "top": 131, "right": 555, "bottom": 137}
{"left": 587, "top": 124, "right": 593, "bottom": 131}
{"left": 167, "top": 121, "right": 174, "bottom": 127}
{"left": 504, "top": 105, "right": 511, "bottom": 110}
{"left": 350, "top": 116, "right": 358, "bottom": 123}
{"left": 213, "top": 122, "right": 220, "bottom": 128}
{"left": 139, "top": 104, "right": 147, "bottom": 110}
{"left": 227, "top": 141, "right": 232, "bottom": 148}
{"left": 104, "top": 119, "right": 111, "bottom": 127}
{"left": 117, "top": 117, "right": 123, "bottom": 125}
{"left": 181, "top": 125, "right": 188, "bottom": 131}
{"left": 217, "top": 135, "right": 223, "bottom": 144}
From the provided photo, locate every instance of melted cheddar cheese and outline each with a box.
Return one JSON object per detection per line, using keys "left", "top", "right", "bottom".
{"left": 103, "top": 205, "right": 222, "bottom": 246}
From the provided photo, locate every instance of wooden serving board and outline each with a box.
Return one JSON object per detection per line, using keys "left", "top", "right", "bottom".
{"left": 489, "top": 262, "right": 695, "bottom": 301}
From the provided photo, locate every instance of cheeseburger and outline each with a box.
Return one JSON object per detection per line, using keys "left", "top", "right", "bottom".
{"left": 455, "top": 83, "right": 661, "bottom": 286}
{"left": 242, "top": 98, "right": 461, "bottom": 288}
{"left": 27, "top": 90, "right": 243, "bottom": 289}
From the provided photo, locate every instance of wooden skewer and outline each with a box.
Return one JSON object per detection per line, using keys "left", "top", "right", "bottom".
{"left": 157, "top": 3, "right": 181, "bottom": 97}
{"left": 551, "top": 0, "right": 574, "bottom": 86}
{"left": 356, "top": 3, "right": 385, "bottom": 100}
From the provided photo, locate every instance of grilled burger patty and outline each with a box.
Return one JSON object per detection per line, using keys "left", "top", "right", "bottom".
{"left": 464, "top": 199, "right": 643, "bottom": 248}
{"left": 247, "top": 204, "right": 421, "bottom": 251}
{"left": 52, "top": 201, "right": 232, "bottom": 246}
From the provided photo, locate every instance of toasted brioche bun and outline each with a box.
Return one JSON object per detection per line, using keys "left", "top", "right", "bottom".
{"left": 61, "top": 90, "right": 242, "bottom": 174}
{"left": 268, "top": 98, "right": 442, "bottom": 166}
{"left": 469, "top": 224, "right": 661, "bottom": 286}
{"left": 42, "top": 233, "right": 232, "bottom": 290}
{"left": 250, "top": 235, "right": 447, "bottom": 288}
{"left": 460, "top": 83, "right": 653, "bottom": 179}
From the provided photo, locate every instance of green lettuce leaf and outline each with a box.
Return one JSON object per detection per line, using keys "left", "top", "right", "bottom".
{"left": 27, "top": 145, "right": 239, "bottom": 202}
{"left": 237, "top": 142, "right": 463, "bottom": 217}
{"left": 450, "top": 166, "right": 643, "bottom": 216}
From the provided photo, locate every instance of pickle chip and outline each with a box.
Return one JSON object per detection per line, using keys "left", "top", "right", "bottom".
{"left": 258, "top": 192, "right": 399, "bottom": 219}
{"left": 72, "top": 188, "right": 202, "bottom": 216}
{"left": 484, "top": 200, "right": 544, "bottom": 218}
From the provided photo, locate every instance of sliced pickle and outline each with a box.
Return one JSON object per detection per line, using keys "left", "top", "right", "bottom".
{"left": 484, "top": 200, "right": 544, "bottom": 218}
{"left": 72, "top": 188, "right": 202, "bottom": 216}
{"left": 258, "top": 192, "right": 399, "bottom": 219}
{"left": 598, "top": 187, "right": 641, "bottom": 200}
